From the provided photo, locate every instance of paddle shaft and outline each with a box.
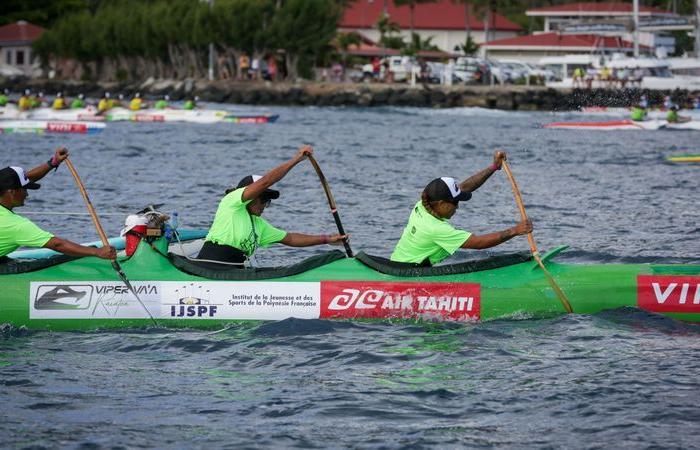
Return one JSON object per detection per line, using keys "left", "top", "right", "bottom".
{"left": 501, "top": 160, "right": 573, "bottom": 314}
{"left": 307, "top": 155, "right": 353, "bottom": 257}
{"left": 64, "top": 158, "right": 158, "bottom": 326}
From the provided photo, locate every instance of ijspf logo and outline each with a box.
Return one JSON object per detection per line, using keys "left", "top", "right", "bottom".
{"left": 170, "top": 305, "right": 218, "bottom": 317}
{"left": 638, "top": 275, "right": 700, "bottom": 313}
{"left": 169, "top": 283, "right": 219, "bottom": 318}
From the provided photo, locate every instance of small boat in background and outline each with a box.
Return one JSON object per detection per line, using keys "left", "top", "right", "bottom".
{"left": 0, "top": 120, "right": 105, "bottom": 134}
{"left": 544, "top": 119, "right": 700, "bottom": 131}
{"left": 667, "top": 153, "right": 700, "bottom": 162}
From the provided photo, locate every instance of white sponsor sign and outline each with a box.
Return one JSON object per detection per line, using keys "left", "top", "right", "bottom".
{"left": 30, "top": 282, "right": 161, "bottom": 319}
{"left": 161, "top": 281, "right": 320, "bottom": 320}
{"left": 29, "top": 281, "right": 321, "bottom": 321}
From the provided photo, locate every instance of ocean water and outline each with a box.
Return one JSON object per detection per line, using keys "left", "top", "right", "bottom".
{"left": 1, "top": 104, "right": 699, "bottom": 448}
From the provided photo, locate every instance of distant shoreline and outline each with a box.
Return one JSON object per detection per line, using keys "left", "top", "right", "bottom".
{"left": 1, "top": 78, "right": 697, "bottom": 110}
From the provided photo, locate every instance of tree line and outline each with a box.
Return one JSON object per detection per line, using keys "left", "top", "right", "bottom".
{"left": 32, "top": 0, "right": 341, "bottom": 81}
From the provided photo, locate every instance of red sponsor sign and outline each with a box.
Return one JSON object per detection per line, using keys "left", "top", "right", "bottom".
{"left": 46, "top": 122, "right": 87, "bottom": 133}
{"left": 320, "top": 281, "right": 480, "bottom": 321}
{"left": 637, "top": 275, "right": 700, "bottom": 313}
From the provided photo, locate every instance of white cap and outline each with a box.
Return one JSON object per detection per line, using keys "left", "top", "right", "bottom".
{"left": 120, "top": 214, "right": 148, "bottom": 236}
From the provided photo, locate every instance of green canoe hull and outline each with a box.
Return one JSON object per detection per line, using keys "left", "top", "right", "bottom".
{"left": 2, "top": 240, "right": 699, "bottom": 331}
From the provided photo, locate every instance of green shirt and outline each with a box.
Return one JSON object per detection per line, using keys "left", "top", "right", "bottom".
{"left": 667, "top": 109, "right": 678, "bottom": 122}
{"left": 631, "top": 107, "right": 646, "bottom": 121}
{"left": 0, "top": 206, "right": 54, "bottom": 257}
{"left": 0, "top": 95, "right": 8, "bottom": 106}
{"left": 183, "top": 100, "right": 195, "bottom": 110}
{"left": 154, "top": 100, "right": 168, "bottom": 109}
{"left": 205, "top": 188, "right": 286, "bottom": 256}
{"left": 70, "top": 99, "right": 84, "bottom": 109}
{"left": 391, "top": 201, "right": 471, "bottom": 265}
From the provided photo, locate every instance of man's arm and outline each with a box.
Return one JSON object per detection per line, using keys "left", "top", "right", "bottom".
{"left": 280, "top": 233, "right": 347, "bottom": 248}
{"left": 459, "top": 150, "right": 506, "bottom": 193}
{"left": 461, "top": 219, "right": 532, "bottom": 250}
{"left": 26, "top": 147, "right": 69, "bottom": 182}
{"left": 242, "top": 145, "right": 312, "bottom": 202}
{"left": 44, "top": 237, "right": 116, "bottom": 259}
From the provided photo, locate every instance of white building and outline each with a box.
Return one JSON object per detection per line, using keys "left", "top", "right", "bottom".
{"left": 526, "top": 2, "right": 691, "bottom": 55}
{"left": 340, "top": 0, "right": 521, "bottom": 54}
{"left": 0, "top": 21, "right": 45, "bottom": 77}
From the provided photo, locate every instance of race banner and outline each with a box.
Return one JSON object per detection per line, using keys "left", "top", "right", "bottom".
{"left": 320, "top": 281, "right": 480, "bottom": 321}
{"left": 637, "top": 275, "right": 700, "bottom": 313}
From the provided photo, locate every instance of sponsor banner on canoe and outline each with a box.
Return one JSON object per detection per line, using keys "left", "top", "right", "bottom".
{"left": 46, "top": 122, "right": 88, "bottom": 133}
{"left": 30, "top": 281, "right": 321, "bottom": 320}
{"left": 160, "top": 281, "right": 319, "bottom": 320}
{"left": 320, "top": 281, "right": 480, "bottom": 321}
{"left": 132, "top": 114, "right": 164, "bottom": 122}
{"left": 637, "top": 275, "right": 700, "bottom": 313}
{"left": 30, "top": 281, "right": 161, "bottom": 319}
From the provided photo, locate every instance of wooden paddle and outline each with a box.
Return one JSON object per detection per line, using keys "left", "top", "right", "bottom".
{"left": 307, "top": 154, "right": 353, "bottom": 257}
{"left": 64, "top": 158, "right": 159, "bottom": 326}
{"left": 501, "top": 159, "right": 574, "bottom": 314}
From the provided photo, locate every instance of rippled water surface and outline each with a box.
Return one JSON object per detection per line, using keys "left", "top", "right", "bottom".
{"left": 1, "top": 105, "right": 699, "bottom": 448}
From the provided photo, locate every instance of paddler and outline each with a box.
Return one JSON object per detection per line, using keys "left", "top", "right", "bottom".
{"left": 0, "top": 148, "right": 116, "bottom": 263}
{"left": 18, "top": 89, "right": 32, "bottom": 111}
{"left": 154, "top": 95, "right": 169, "bottom": 110}
{"left": 70, "top": 94, "right": 85, "bottom": 109}
{"left": 97, "top": 92, "right": 113, "bottom": 114}
{"left": 31, "top": 92, "right": 44, "bottom": 108}
{"left": 630, "top": 102, "right": 647, "bottom": 122}
{"left": 390, "top": 151, "right": 532, "bottom": 266}
{"left": 52, "top": 92, "right": 66, "bottom": 110}
{"left": 129, "top": 92, "right": 143, "bottom": 111}
{"left": 183, "top": 96, "right": 198, "bottom": 110}
{"left": 0, "top": 89, "right": 9, "bottom": 107}
{"left": 667, "top": 104, "right": 691, "bottom": 124}
{"left": 197, "top": 145, "right": 347, "bottom": 267}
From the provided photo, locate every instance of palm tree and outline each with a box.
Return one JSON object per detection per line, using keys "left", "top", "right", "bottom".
{"left": 452, "top": 0, "right": 472, "bottom": 44}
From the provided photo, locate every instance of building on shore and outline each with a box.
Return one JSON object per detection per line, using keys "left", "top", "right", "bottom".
{"left": 0, "top": 21, "right": 44, "bottom": 77}
{"left": 340, "top": 0, "right": 521, "bottom": 54}
{"left": 525, "top": 2, "right": 692, "bottom": 56}
{"left": 482, "top": 32, "right": 651, "bottom": 63}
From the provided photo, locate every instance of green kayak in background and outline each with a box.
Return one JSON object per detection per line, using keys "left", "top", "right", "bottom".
{"left": 2, "top": 234, "right": 699, "bottom": 331}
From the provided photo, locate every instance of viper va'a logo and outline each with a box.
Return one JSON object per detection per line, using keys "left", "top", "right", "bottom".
{"left": 34, "top": 285, "right": 93, "bottom": 310}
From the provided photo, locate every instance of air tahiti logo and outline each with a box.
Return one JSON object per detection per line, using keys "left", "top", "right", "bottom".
{"left": 168, "top": 283, "right": 219, "bottom": 318}
{"left": 34, "top": 285, "right": 93, "bottom": 310}
{"left": 638, "top": 275, "right": 700, "bottom": 313}
{"left": 320, "top": 281, "right": 480, "bottom": 321}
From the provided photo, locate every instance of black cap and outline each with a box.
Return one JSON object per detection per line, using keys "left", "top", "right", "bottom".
{"left": 424, "top": 177, "right": 471, "bottom": 203}
{"left": 0, "top": 167, "right": 41, "bottom": 191}
{"left": 226, "top": 174, "right": 280, "bottom": 200}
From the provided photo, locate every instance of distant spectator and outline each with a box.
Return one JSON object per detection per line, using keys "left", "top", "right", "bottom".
{"left": 239, "top": 55, "right": 250, "bottom": 80}
{"left": 362, "top": 62, "right": 374, "bottom": 82}
{"left": 585, "top": 65, "right": 597, "bottom": 89}
{"left": 632, "top": 67, "right": 644, "bottom": 88}
{"left": 331, "top": 62, "right": 343, "bottom": 82}
{"left": 268, "top": 57, "right": 278, "bottom": 82}
{"left": 572, "top": 67, "right": 584, "bottom": 88}
{"left": 251, "top": 58, "right": 259, "bottom": 80}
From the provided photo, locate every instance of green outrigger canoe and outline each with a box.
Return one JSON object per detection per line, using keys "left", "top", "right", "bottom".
{"left": 1, "top": 231, "right": 699, "bottom": 331}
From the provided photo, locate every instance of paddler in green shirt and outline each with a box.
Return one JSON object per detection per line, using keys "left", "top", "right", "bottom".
{"left": 197, "top": 146, "right": 347, "bottom": 266}
{"left": 154, "top": 95, "right": 169, "bottom": 110}
{"left": 183, "top": 96, "right": 198, "bottom": 110}
{"left": 0, "top": 89, "right": 9, "bottom": 106}
{"left": 0, "top": 148, "right": 116, "bottom": 263}
{"left": 70, "top": 94, "right": 85, "bottom": 109}
{"left": 391, "top": 151, "right": 532, "bottom": 266}
{"left": 666, "top": 104, "right": 690, "bottom": 123}
{"left": 630, "top": 102, "right": 647, "bottom": 121}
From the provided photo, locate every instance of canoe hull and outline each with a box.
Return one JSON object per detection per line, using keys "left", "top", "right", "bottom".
{"left": 2, "top": 240, "right": 699, "bottom": 330}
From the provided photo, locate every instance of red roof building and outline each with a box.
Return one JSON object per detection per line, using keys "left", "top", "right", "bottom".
{"left": 0, "top": 21, "right": 45, "bottom": 76}
{"left": 340, "top": 0, "right": 521, "bottom": 53}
